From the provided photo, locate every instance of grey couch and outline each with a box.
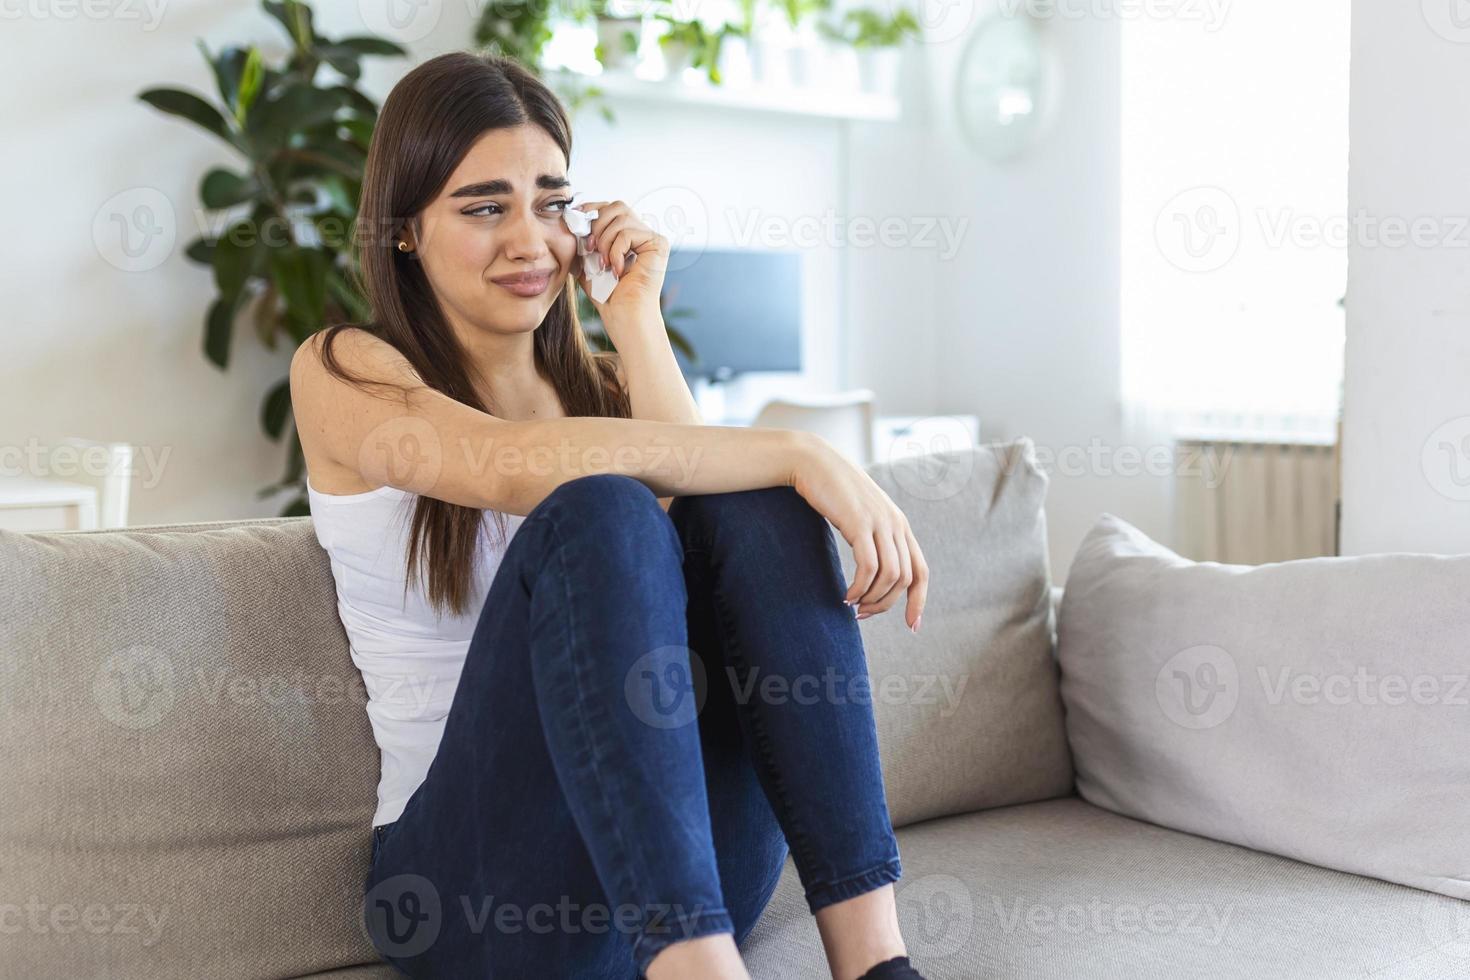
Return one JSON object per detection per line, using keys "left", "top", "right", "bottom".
{"left": 3, "top": 442, "right": 1465, "bottom": 979}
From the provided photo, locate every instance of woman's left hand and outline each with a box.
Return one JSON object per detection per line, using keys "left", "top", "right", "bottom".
{"left": 570, "top": 200, "right": 669, "bottom": 335}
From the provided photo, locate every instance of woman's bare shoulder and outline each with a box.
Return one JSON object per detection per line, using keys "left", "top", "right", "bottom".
{"left": 291, "top": 326, "right": 423, "bottom": 494}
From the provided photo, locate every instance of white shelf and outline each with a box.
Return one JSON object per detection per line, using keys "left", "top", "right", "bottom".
{"left": 553, "top": 69, "right": 901, "bottom": 122}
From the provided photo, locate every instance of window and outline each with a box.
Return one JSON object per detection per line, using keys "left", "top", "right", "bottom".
{"left": 1120, "top": 1, "right": 1350, "bottom": 439}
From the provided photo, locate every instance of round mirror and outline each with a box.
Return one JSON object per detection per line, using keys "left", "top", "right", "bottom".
{"left": 954, "top": 14, "right": 1056, "bottom": 163}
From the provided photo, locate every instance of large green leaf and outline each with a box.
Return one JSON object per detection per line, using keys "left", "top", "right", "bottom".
{"left": 203, "top": 42, "right": 249, "bottom": 108}
{"left": 236, "top": 47, "right": 265, "bottom": 123}
{"left": 326, "top": 85, "right": 377, "bottom": 117}
{"left": 332, "top": 36, "right": 407, "bottom": 56}
{"left": 261, "top": 376, "right": 292, "bottom": 439}
{"left": 247, "top": 83, "right": 346, "bottom": 148}
{"left": 318, "top": 46, "right": 363, "bottom": 82}
{"left": 184, "top": 236, "right": 215, "bottom": 265}
{"left": 200, "top": 168, "right": 257, "bottom": 209}
{"left": 271, "top": 246, "right": 330, "bottom": 339}
{"left": 212, "top": 222, "right": 259, "bottom": 301}
{"left": 138, "top": 87, "right": 237, "bottom": 147}
{"left": 203, "top": 291, "right": 245, "bottom": 369}
{"left": 263, "top": 0, "right": 315, "bottom": 50}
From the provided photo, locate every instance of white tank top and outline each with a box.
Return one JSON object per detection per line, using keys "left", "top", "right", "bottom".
{"left": 306, "top": 477, "right": 527, "bottom": 826}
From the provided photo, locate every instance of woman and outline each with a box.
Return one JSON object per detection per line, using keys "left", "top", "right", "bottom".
{"left": 290, "top": 51, "right": 930, "bottom": 980}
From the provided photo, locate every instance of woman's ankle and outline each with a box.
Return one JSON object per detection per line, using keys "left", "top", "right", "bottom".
{"left": 644, "top": 931, "right": 749, "bottom": 980}
{"left": 814, "top": 884, "right": 908, "bottom": 980}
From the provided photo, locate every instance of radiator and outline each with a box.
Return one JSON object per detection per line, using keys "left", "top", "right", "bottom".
{"left": 1174, "top": 437, "right": 1340, "bottom": 564}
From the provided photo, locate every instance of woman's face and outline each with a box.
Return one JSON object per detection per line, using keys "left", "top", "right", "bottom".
{"left": 404, "top": 124, "right": 578, "bottom": 339}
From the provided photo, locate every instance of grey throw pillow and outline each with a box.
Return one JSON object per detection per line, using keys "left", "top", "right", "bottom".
{"left": 1057, "top": 514, "right": 1470, "bottom": 901}
{"left": 839, "top": 440, "right": 1075, "bottom": 828}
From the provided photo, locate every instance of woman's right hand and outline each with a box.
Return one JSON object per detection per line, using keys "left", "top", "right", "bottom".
{"left": 786, "top": 433, "right": 928, "bottom": 632}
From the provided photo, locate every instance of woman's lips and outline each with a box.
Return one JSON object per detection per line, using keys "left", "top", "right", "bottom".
{"left": 492, "top": 272, "right": 552, "bottom": 298}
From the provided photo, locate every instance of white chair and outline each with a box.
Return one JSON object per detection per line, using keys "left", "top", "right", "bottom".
{"left": 750, "top": 390, "right": 876, "bottom": 466}
{"left": 58, "top": 437, "right": 133, "bottom": 528}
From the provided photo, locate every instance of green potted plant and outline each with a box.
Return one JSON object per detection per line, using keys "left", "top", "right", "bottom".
{"left": 818, "top": 5, "right": 918, "bottom": 95}
{"left": 584, "top": 0, "right": 644, "bottom": 72}
{"left": 476, "top": 0, "right": 618, "bottom": 122}
{"left": 139, "top": 0, "right": 406, "bottom": 515}
{"left": 653, "top": 13, "right": 741, "bottom": 84}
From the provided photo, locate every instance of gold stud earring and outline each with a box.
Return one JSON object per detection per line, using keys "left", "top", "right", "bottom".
{"left": 397, "top": 240, "right": 410, "bottom": 253}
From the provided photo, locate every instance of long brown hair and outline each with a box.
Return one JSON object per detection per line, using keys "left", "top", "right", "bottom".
{"left": 316, "top": 51, "right": 630, "bottom": 618}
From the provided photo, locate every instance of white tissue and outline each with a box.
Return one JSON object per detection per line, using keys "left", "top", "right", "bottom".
{"left": 564, "top": 204, "right": 620, "bottom": 303}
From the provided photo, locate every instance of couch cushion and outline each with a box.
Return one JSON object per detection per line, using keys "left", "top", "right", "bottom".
{"left": 741, "top": 797, "right": 1470, "bottom": 978}
{"left": 837, "top": 440, "right": 1074, "bottom": 827}
{"left": 0, "top": 518, "right": 385, "bottom": 979}
{"left": 1056, "top": 514, "right": 1470, "bottom": 902}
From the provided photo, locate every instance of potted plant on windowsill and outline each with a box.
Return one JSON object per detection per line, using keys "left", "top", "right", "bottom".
{"left": 654, "top": 14, "right": 742, "bottom": 84}
{"left": 818, "top": 4, "right": 918, "bottom": 96}
{"left": 590, "top": 0, "right": 645, "bottom": 73}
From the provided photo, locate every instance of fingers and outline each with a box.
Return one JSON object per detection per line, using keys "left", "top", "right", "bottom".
{"left": 855, "top": 529, "right": 901, "bottom": 613}
{"left": 903, "top": 525, "right": 928, "bottom": 631}
{"left": 857, "top": 528, "right": 911, "bottom": 619}
{"left": 844, "top": 533, "right": 878, "bottom": 606}
{"left": 855, "top": 528, "right": 908, "bottom": 616}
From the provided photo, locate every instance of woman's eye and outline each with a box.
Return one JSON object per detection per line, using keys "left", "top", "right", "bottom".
{"left": 463, "top": 199, "right": 573, "bottom": 218}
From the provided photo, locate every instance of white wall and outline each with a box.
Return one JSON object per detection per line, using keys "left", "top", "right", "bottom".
{"left": 1340, "top": 0, "right": 1470, "bottom": 555}
{"left": 916, "top": 8, "right": 1163, "bottom": 580}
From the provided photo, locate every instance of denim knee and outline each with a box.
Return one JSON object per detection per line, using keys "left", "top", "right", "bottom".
{"left": 678, "top": 485, "right": 819, "bottom": 525}
{"left": 531, "top": 474, "right": 669, "bottom": 538}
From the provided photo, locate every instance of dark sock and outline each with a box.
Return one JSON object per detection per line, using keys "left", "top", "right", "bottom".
{"left": 856, "top": 954, "right": 926, "bottom": 979}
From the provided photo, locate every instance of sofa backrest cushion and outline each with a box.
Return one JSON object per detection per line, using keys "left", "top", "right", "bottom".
{"left": 0, "top": 518, "right": 382, "bottom": 978}
{"left": 843, "top": 440, "right": 1075, "bottom": 828}
{"left": 1056, "top": 514, "right": 1470, "bottom": 902}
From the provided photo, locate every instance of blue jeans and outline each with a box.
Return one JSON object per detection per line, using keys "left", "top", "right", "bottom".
{"left": 363, "top": 474, "right": 902, "bottom": 978}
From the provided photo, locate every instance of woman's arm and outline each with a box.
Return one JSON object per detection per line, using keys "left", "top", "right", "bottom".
{"left": 292, "top": 328, "right": 796, "bottom": 517}
{"left": 608, "top": 316, "right": 704, "bottom": 512}
{"left": 292, "top": 327, "right": 927, "bottom": 628}
{"left": 613, "top": 332, "right": 702, "bottom": 428}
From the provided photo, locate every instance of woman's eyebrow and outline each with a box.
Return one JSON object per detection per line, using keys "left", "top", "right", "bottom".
{"left": 449, "top": 175, "right": 571, "bottom": 198}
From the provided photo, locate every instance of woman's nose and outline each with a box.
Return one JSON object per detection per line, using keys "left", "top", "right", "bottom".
{"left": 502, "top": 206, "right": 559, "bottom": 259}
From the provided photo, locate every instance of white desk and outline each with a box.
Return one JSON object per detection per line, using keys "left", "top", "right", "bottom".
{"left": 0, "top": 476, "right": 100, "bottom": 532}
{"left": 708, "top": 413, "right": 981, "bottom": 465}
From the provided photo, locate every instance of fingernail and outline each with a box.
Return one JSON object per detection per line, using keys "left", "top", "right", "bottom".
{"left": 911, "top": 614, "right": 922, "bottom": 634}
{"left": 856, "top": 612, "right": 872, "bottom": 621}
